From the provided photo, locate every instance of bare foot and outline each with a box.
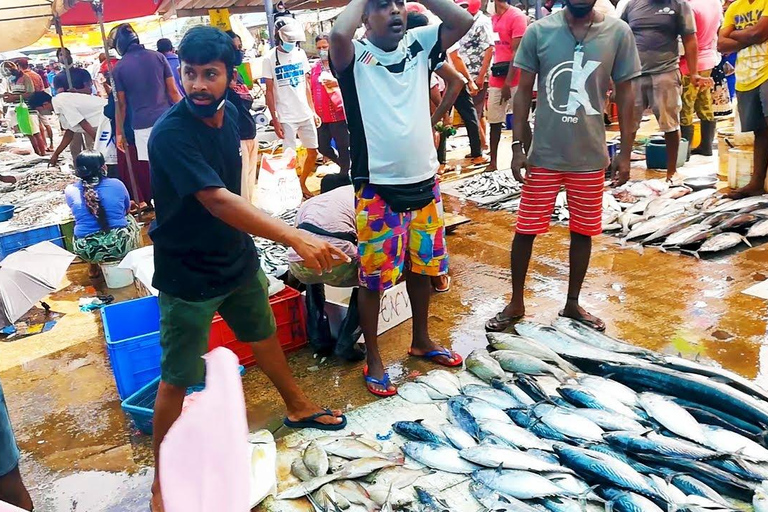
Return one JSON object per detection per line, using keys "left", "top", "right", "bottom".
{"left": 560, "top": 303, "right": 605, "bottom": 331}
{"left": 666, "top": 170, "right": 676, "bottom": 183}
{"left": 88, "top": 263, "right": 102, "bottom": 279}
{"left": 486, "top": 162, "right": 498, "bottom": 173}
{"left": 726, "top": 183, "right": 766, "bottom": 199}
{"left": 286, "top": 402, "right": 343, "bottom": 426}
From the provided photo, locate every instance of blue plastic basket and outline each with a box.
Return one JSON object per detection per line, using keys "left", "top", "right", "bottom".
{"left": 101, "top": 296, "right": 162, "bottom": 400}
{"left": 0, "top": 205, "right": 15, "bottom": 222}
{"left": 121, "top": 366, "right": 246, "bottom": 435}
{"left": 0, "top": 224, "right": 64, "bottom": 259}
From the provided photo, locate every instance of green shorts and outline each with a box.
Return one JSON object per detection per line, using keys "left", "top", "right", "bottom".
{"left": 159, "top": 269, "right": 277, "bottom": 388}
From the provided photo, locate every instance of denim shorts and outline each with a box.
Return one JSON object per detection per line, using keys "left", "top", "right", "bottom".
{"left": 0, "top": 380, "right": 20, "bottom": 477}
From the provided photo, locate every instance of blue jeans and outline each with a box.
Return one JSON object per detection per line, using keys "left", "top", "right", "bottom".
{"left": 0, "top": 380, "right": 20, "bottom": 477}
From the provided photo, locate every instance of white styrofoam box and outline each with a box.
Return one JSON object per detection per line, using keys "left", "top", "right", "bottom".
{"left": 325, "top": 282, "right": 412, "bottom": 340}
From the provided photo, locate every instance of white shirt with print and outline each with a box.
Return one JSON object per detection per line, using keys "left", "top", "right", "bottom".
{"left": 263, "top": 47, "right": 314, "bottom": 124}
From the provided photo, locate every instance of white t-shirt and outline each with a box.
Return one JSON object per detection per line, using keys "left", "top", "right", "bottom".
{"left": 51, "top": 92, "right": 106, "bottom": 134}
{"left": 262, "top": 47, "right": 314, "bottom": 124}
{"left": 335, "top": 24, "right": 442, "bottom": 186}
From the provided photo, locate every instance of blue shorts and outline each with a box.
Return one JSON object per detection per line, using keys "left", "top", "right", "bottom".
{"left": 0, "top": 380, "right": 20, "bottom": 477}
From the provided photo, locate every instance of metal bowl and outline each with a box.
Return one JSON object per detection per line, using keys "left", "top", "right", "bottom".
{"left": 683, "top": 176, "right": 718, "bottom": 191}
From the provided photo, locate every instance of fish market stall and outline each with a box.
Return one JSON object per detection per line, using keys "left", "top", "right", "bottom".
{"left": 260, "top": 318, "right": 768, "bottom": 511}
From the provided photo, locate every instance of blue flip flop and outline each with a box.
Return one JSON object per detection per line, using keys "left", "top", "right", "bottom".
{"left": 363, "top": 365, "right": 397, "bottom": 397}
{"left": 283, "top": 409, "right": 347, "bottom": 431}
{"left": 408, "top": 348, "right": 463, "bottom": 367}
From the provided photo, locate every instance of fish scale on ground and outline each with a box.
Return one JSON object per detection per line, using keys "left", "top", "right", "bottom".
{"left": 278, "top": 318, "right": 768, "bottom": 511}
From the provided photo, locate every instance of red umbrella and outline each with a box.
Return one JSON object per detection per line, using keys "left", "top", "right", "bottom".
{"left": 58, "top": 0, "right": 160, "bottom": 26}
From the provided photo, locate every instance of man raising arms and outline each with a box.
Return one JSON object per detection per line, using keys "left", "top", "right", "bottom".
{"left": 330, "top": 0, "right": 473, "bottom": 395}
{"left": 486, "top": 0, "right": 641, "bottom": 333}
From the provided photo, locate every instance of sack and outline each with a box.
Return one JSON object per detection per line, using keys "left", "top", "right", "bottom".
{"left": 491, "top": 62, "right": 511, "bottom": 78}
{"left": 256, "top": 148, "right": 303, "bottom": 215}
{"left": 93, "top": 115, "right": 117, "bottom": 165}
{"left": 375, "top": 177, "right": 436, "bottom": 213}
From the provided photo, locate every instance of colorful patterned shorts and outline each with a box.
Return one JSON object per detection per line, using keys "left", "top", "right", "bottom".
{"left": 356, "top": 182, "right": 448, "bottom": 292}
{"left": 681, "top": 69, "right": 714, "bottom": 126}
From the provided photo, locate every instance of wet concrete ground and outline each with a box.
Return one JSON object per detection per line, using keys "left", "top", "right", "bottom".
{"left": 1, "top": 127, "right": 767, "bottom": 510}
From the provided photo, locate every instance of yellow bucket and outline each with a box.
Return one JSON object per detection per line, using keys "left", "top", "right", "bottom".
{"left": 728, "top": 148, "right": 754, "bottom": 189}
{"left": 717, "top": 128, "right": 754, "bottom": 180}
{"left": 691, "top": 119, "right": 701, "bottom": 149}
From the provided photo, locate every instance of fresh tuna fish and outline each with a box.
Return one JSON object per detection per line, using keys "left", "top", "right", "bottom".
{"left": 696, "top": 232, "right": 751, "bottom": 256}
{"left": 575, "top": 375, "right": 640, "bottom": 407}
{"left": 642, "top": 213, "right": 708, "bottom": 245}
{"left": 638, "top": 392, "right": 707, "bottom": 444}
{"left": 702, "top": 211, "right": 736, "bottom": 226}
{"left": 440, "top": 423, "right": 477, "bottom": 450}
{"left": 486, "top": 332, "right": 579, "bottom": 373}
{"left": 414, "top": 486, "right": 450, "bottom": 512}
{"left": 510, "top": 374, "right": 550, "bottom": 403}
{"left": 706, "top": 195, "right": 768, "bottom": 213}
{"left": 676, "top": 226, "right": 723, "bottom": 247}
{"left": 625, "top": 213, "right": 684, "bottom": 241}
{"left": 478, "top": 419, "right": 555, "bottom": 451}
{"left": 644, "top": 197, "right": 676, "bottom": 218}
{"left": 491, "top": 350, "right": 569, "bottom": 381}
{"left": 716, "top": 212, "right": 758, "bottom": 230}
{"left": 568, "top": 407, "right": 646, "bottom": 432}
{"left": 660, "top": 186, "right": 692, "bottom": 200}
{"left": 508, "top": 409, "right": 574, "bottom": 443}
{"left": 552, "top": 316, "right": 656, "bottom": 358}
{"left": 449, "top": 396, "right": 511, "bottom": 424}
{"left": 660, "top": 224, "right": 711, "bottom": 248}
{"left": 415, "top": 373, "right": 461, "bottom": 397}
{"left": 337, "top": 457, "right": 400, "bottom": 480}
{"left": 598, "top": 488, "right": 664, "bottom": 512}
{"left": 661, "top": 471, "right": 731, "bottom": 508}
{"left": 531, "top": 404, "right": 605, "bottom": 443}
{"left": 661, "top": 355, "right": 768, "bottom": 403}
{"left": 489, "top": 378, "right": 536, "bottom": 406}
{"left": 747, "top": 218, "right": 768, "bottom": 237}
{"left": 604, "top": 431, "right": 719, "bottom": 460}
{"left": 446, "top": 402, "right": 480, "bottom": 438}
{"left": 461, "top": 383, "right": 520, "bottom": 410}
{"left": 468, "top": 481, "right": 542, "bottom": 512}
{"left": 466, "top": 349, "right": 505, "bottom": 382}
{"left": 700, "top": 425, "right": 768, "bottom": 462}
{"left": 460, "top": 445, "right": 567, "bottom": 472}
{"left": 397, "top": 382, "right": 439, "bottom": 404}
{"left": 402, "top": 441, "right": 480, "bottom": 474}
{"left": 559, "top": 385, "right": 643, "bottom": 420}
{"left": 753, "top": 208, "right": 768, "bottom": 218}
{"left": 303, "top": 440, "right": 329, "bottom": 477}
{"left": 392, "top": 420, "right": 449, "bottom": 446}
{"left": 472, "top": 468, "right": 575, "bottom": 499}
{"left": 547, "top": 472, "right": 599, "bottom": 499}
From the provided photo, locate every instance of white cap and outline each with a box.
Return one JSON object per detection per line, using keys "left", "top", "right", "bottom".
{"left": 275, "top": 17, "right": 306, "bottom": 43}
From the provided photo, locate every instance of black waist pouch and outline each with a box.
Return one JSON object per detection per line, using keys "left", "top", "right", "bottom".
{"left": 375, "top": 177, "right": 436, "bottom": 213}
{"left": 491, "top": 62, "right": 511, "bottom": 78}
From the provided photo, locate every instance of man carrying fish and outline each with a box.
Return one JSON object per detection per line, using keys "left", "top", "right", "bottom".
{"left": 485, "top": 0, "right": 641, "bottom": 332}
{"left": 330, "top": 0, "right": 474, "bottom": 395}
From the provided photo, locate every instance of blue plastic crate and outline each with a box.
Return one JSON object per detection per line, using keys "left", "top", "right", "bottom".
{"left": 0, "top": 224, "right": 64, "bottom": 259}
{"left": 101, "top": 296, "right": 162, "bottom": 400}
{"left": 121, "top": 366, "right": 246, "bottom": 435}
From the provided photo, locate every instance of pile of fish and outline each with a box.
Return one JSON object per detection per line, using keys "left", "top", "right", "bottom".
{"left": 453, "top": 170, "right": 523, "bottom": 210}
{"left": 279, "top": 316, "right": 768, "bottom": 511}
{"left": 609, "top": 189, "right": 768, "bottom": 257}
{"left": 251, "top": 208, "right": 298, "bottom": 277}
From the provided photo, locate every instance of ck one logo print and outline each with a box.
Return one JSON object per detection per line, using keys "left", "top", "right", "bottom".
{"left": 545, "top": 52, "right": 601, "bottom": 123}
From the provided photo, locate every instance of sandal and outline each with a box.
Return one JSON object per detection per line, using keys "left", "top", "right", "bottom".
{"left": 283, "top": 409, "right": 347, "bottom": 431}
{"left": 408, "top": 348, "right": 463, "bottom": 367}
{"left": 363, "top": 365, "right": 397, "bottom": 397}
{"left": 558, "top": 309, "right": 606, "bottom": 332}
{"left": 485, "top": 311, "right": 524, "bottom": 332}
{"left": 433, "top": 275, "right": 451, "bottom": 293}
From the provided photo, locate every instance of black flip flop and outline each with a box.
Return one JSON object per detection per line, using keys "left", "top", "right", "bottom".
{"left": 283, "top": 409, "right": 347, "bottom": 431}
{"left": 558, "top": 310, "right": 606, "bottom": 332}
{"left": 485, "top": 312, "right": 524, "bottom": 333}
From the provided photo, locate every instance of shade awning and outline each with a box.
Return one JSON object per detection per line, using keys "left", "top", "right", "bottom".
{"left": 156, "top": 0, "right": 349, "bottom": 18}
{"left": 0, "top": 0, "right": 65, "bottom": 52}
{"left": 58, "top": 0, "right": 161, "bottom": 25}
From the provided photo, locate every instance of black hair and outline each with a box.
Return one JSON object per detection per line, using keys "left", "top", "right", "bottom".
{"left": 320, "top": 173, "right": 351, "bottom": 194}
{"left": 315, "top": 33, "right": 329, "bottom": 43}
{"left": 225, "top": 29, "right": 241, "bottom": 41}
{"left": 16, "top": 58, "right": 29, "bottom": 69}
{"left": 28, "top": 91, "right": 52, "bottom": 110}
{"left": 74, "top": 151, "right": 110, "bottom": 232}
{"left": 157, "top": 38, "right": 174, "bottom": 53}
{"left": 406, "top": 12, "right": 430, "bottom": 29}
{"left": 178, "top": 26, "right": 236, "bottom": 79}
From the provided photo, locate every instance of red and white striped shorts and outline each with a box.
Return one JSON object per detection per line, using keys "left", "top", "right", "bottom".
{"left": 516, "top": 168, "right": 605, "bottom": 237}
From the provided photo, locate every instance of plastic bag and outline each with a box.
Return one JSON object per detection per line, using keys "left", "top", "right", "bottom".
{"left": 15, "top": 100, "right": 32, "bottom": 136}
{"left": 255, "top": 148, "right": 302, "bottom": 216}
{"left": 159, "top": 348, "right": 251, "bottom": 512}
{"left": 93, "top": 115, "right": 117, "bottom": 165}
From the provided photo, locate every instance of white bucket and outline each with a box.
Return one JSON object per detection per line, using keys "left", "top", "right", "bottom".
{"left": 100, "top": 261, "right": 134, "bottom": 289}
{"left": 728, "top": 148, "right": 754, "bottom": 189}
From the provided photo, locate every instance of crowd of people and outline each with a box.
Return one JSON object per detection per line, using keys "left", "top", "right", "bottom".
{"left": 0, "top": 0, "right": 766, "bottom": 509}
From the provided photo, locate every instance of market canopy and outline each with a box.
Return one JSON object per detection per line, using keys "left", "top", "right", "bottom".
{"left": 0, "top": 0, "right": 66, "bottom": 52}
{"left": 156, "top": 0, "right": 349, "bottom": 17}
{"left": 57, "top": 0, "right": 161, "bottom": 25}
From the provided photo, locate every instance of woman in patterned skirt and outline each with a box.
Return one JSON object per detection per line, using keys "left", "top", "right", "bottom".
{"left": 64, "top": 150, "right": 141, "bottom": 278}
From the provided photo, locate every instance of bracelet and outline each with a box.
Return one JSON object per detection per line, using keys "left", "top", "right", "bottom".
{"left": 511, "top": 140, "right": 522, "bottom": 147}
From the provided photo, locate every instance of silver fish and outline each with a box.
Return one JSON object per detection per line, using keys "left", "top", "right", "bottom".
{"left": 639, "top": 392, "right": 707, "bottom": 444}
{"left": 425, "top": 369, "right": 461, "bottom": 388}
{"left": 311, "top": 483, "right": 351, "bottom": 511}
{"left": 747, "top": 218, "right": 768, "bottom": 238}
{"left": 323, "top": 438, "right": 399, "bottom": 461}
{"left": 491, "top": 350, "right": 569, "bottom": 381}
{"left": 642, "top": 213, "right": 708, "bottom": 245}
{"left": 460, "top": 445, "right": 568, "bottom": 472}
{"left": 337, "top": 457, "right": 400, "bottom": 480}
{"left": 569, "top": 407, "right": 646, "bottom": 432}
{"left": 466, "top": 349, "right": 506, "bottom": 382}
{"left": 660, "top": 224, "right": 711, "bottom": 247}
{"left": 675, "top": 225, "right": 722, "bottom": 247}
{"left": 461, "top": 383, "right": 520, "bottom": 410}
{"left": 327, "top": 455, "right": 347, "bottom": 473}
{"left": 490, "top": 378, "right": 536, "bottom": 407}
{"left": 364, "top": 466, "right": 433, "bottom": 489}
{"left": 716, "top": 212, "right": 758, "bottom": 230}
{"left": 415, "top": 373, "right": 461, "bottom": 397}
{"left": 479, "top": 419, "right": 555, "bottom": 451}
{"left": 532, "top": 404, "right": 605, "bottom": 443}
{"left": 755, "top": 482, "right": 768, "bottom": 512}
{"left": 277, "top": 472, "right": 342, "bottom": 499}
{"left": 291, "top": 457, "right": 315, "bottom": 482}
{"left": 469, "top": 481, "right": 543, "bottom": 512}
{"left": 472, "top": 468, "right": 576, "bottom": 499}
{"left": 558, "top": 385, "right": 643, "bottom": 420}
{"left": 487, "top": 332, "right": 580, "bottom": 373}
{"left": 547, "top": 472, "right": 600, "bottom": 500}
{"left": 697, "top": 232, "right": 751, "bottom": 255}
{"left": 753, "top": 208, "right": 768, "bottom": 218}
{"left": 304, "top": 440, "right": 329, "bottom": 477}
{"left": 604, "top": 431, "right": 719, "bottom": 460}
{"left": 701, "top": 424, "right": 768, "bottom": 462}
{"left": 441, "top": 423, "right": 478, "bottom": 450}
{"left": 552, "top": 316, "right": 655, "bottom": 358}
{"left": 706, "top": 195, "right": 768, "bottom": 213}
{"left": 365, "top": 484, "right": 413, "bottom": 508}
{"left": 600, "top": 488, "right": 664, "bottom": 512}
{"left": 397, "top": 382, "right": 439, "bottom": 404}
{"left": 449, "top": 395, "right": 512, "bottom": 424}
{"left": 625, "top": 213, "right": 684, "bottom": 241}
{"left": 702, "top": 211, "right": 736, "bottom": 226}
{"left": 333, "top": 480, "right": 377, "bottom": 510}
{"left": 402, "top": 441, "right": 481, "bottom": 474}
{"left": 575, "top": 375, "right": 640, "bottom": 407}
{"left": 644, "top": 197, "right": 677, "bottom": 218}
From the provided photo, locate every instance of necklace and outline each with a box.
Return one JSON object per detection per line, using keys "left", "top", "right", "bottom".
{"left": 566, "top": 13, "right": 595, "bottom": 52}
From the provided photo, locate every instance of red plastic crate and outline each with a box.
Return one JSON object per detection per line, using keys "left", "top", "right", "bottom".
{"left": 208, "top": 285, "right": 307, "bottom": 367}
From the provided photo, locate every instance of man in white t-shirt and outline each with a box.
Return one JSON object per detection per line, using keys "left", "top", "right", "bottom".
{"left": 330, "top": 0, "right": 473, "bottom": 397}
{"left": 264, "top": 17, "right": 321, "bottom": 199}
{"left": 28, "top": 90, "right": 106, "bottom": 166}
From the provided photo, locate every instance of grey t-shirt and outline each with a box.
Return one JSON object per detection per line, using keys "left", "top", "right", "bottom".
{"left": 514, "top": 12, "right": 641, "bottom": 172}
{"left": 621, "top": 0, "right": 696, "bottom": 75}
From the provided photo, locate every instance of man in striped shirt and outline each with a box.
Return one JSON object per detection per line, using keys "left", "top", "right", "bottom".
{"left": 485, "top": 0, "right": 640, "bottom": 333}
